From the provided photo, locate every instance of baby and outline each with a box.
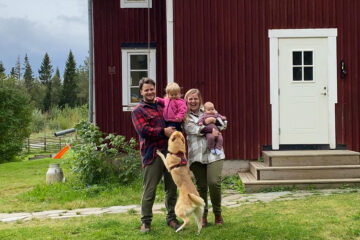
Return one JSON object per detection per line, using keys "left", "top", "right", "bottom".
{"left": 198, "top": 102, "right": 227, "bottom": 155}
{"left": 156, "top": 82, "right": 187, "bottom": 131}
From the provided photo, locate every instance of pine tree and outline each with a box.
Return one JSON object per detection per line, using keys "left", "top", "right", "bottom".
{"left": 76, "top": 57, "right": 89, "bottom": 105}
{"left": 10, "top": 67, "right": 16, "bottom": 77}
{"left": 23, "top": 54, "right": 34, "bottom": 93}
{"left": 38, "top": 53, "right": 53, "bottom": 85}
{"left": 61, "top": 50, "right": 78, "bottom": 107}
{"left": 38, "top": 53, "right": 54, "bottom": 111}
{"left": 14, "top": 56, "right": 21, "bottom": 80}
{"left": 0, "top": 61, "right": 5, "bottom": 75}
{"left": 51, "top": 68, "right": 62, "bottom": 107}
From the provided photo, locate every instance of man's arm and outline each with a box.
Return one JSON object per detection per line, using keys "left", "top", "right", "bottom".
{"left": 131, "top": 109, "right": 164, "bottom": 139}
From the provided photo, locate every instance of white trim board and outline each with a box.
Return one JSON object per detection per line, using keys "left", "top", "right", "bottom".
{"left": 268, "top": 28, "right": 338, "bottom": 150}
{"left": 166, "top": 0, "right": 174, "bottom": 83}
{"left": 120, "top": 0, "right": 152, "bottom": 8}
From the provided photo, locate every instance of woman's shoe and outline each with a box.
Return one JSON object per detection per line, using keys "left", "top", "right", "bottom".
{"left": 202, "top": 217, "right": 208, "bottom": 227}
{"left": 214, "top": 214, "right": 223, "bottom": 226}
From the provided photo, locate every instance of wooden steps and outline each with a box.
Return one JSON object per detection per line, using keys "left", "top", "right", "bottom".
{"left": 263, "top": 150, "right": 360, "bottom": 166}
{"left": 239, "top": 150, "right": 360, "bottom": 192}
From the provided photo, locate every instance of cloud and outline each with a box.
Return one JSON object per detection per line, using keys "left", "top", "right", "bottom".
{"left": 0, "top": 0, "right": 89, "bottom": 76}
{"left": 0, "top": 16, "right": 88, "bottom": 76}
{"left": 57, "top": 15, "right": 87, "bottom": 25}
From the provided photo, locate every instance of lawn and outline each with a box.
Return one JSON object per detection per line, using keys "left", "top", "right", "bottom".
{"left": 2, "top": 153, "right": 360, "bottom": 239}
{"left": 0, "top": 152, "right": 164, "bottom": 213}
{"left": 0, "top": 193, "right": 360, "bottom": 239}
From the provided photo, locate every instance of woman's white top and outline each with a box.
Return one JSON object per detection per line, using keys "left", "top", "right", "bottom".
{"left": 184, "top": 109, "right": 227, "bottom": 166}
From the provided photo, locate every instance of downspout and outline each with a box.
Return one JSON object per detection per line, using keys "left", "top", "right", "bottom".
{"left": 166, "top": 0, "right": 174, "bottom": 83}
{"left": 88, "top": 0, "right": 95, "bottom": 123}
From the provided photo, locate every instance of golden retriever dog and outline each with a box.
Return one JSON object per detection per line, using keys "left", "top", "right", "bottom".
{"left": 156, "top": 131, "right": 205, "bottom": 234}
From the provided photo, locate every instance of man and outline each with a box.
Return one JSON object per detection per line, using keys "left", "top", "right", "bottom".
{"left": 131, "top": 77, "right": 180, "bottom": 233}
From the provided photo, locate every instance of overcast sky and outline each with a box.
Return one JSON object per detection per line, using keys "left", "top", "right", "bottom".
{"left": 0, "top": 0, "right": 89, "bottom": 78}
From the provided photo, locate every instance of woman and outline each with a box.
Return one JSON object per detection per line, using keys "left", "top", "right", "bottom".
{"left": 183, "top": 88, "right": 227, "bottom": 227}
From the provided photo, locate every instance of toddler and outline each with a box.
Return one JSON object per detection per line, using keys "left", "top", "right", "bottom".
{"left": 157, "top": 82, "right": 187, "bottom": 131}
{"left": 198, "top": 102, "right": 227, "bottom": 155}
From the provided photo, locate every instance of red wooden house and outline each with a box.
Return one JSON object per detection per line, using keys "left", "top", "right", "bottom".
{"left": 88, "top": 0, "right": 360, "bottom": 164}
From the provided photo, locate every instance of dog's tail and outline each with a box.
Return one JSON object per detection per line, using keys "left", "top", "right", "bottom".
{"left": 188, "top": 193, "right": 205, "bottom": 207}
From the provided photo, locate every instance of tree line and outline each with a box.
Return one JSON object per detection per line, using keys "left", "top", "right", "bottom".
{"left": 0, "top": 51, "right": 89, "bottom": 112}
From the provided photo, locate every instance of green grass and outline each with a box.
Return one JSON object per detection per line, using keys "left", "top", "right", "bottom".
{"left": 0, "top": 193, "right": 360, "bottom": 239}
{"left": 0, "top": 153, "right": 164, "bottom": 213}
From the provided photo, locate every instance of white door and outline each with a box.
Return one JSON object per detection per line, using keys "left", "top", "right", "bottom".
{"left": 279, "top": 38, "right": 329, "bottom": 144}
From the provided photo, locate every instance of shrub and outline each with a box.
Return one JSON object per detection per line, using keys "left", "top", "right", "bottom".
{"left": 0, "top": 77, "right": 33, "bottom": 162}
{"left": 31, "top": 109, "right": 46, "bottom": 133}
{"left": 30, "top": 104, "right": 88, "bottom": 133}
{"left": 71, "top": 120, "right": 141, "bottom": 185}
{"left": 49, "top": 104, "right": 88, "bottom": 130}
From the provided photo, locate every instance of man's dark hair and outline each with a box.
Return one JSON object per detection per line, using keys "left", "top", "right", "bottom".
{"left": 139, "top": 77, "right": 155, "bottom": 90}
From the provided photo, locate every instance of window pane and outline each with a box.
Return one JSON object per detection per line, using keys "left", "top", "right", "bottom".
{"left": 130, "top": 87, "right": 141, "bottom": 103}
{"left": 293, "top": 67, "right": 302, "bottom": 81}
{"left": 131, "top": 71, "right": 148, "bottom": 86}
{"left": 304, "top": 67, "right": 313, "bottom": 81}
{"left": 293, "top": 51, "right": 302, "bottom": 65}
{"left": 304, "top": 51, "right": 313, "bottom": 65}
{"left": 131, "top": 55, "right": 147, "bottom": 69}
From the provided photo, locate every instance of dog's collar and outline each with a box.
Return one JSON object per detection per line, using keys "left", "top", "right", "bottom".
{"left": 169, "top": 152, "right": 187, "bottom": 170}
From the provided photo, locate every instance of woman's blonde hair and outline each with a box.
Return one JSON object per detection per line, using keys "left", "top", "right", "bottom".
{"left": 184, "top": 88, "right": 203, "bottom": 122}
{"left": 165, "top": 82, "right": 181, "bottom": 95}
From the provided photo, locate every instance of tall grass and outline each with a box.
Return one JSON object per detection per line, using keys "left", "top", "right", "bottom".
{"left": 31, "top": 105, "right": 88, "bottom": 134}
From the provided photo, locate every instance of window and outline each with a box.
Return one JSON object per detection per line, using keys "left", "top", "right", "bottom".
{"left": 292, "top": 50, "right": 314, "bottom": 82}
{"left": 121, "top": 48, "right": 156, "bottom": 111}
{"left": 120, "top": 0, "right": 152, "bottom": 8}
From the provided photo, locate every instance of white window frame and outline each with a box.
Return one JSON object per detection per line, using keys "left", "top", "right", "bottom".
{"left": 121, "top": 48, "right": 156, "bottom": 111}
{"left": 120, "top": 0, "right": 152, "bottom": 8}
{"left": 291, "top": 49, "right": 315, "bottom": 82}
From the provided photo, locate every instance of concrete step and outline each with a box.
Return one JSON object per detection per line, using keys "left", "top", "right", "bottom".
{"left": 239, "top": 172, "right": 360, "bottom": 193}
{"left": 263, "top": 150, "right": 360, "bottom": 167}
{"left": 250, "top": 162, "right": 360, "bottom": 180}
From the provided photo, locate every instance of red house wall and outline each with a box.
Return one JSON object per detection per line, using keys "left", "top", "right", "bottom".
{"left": 93, "top": 0, "right": 360, "bottom": 160}
{"left": 173, "top": 0, "right": 360, "bottom": 159}
{"left": 92, "top": 0, "right": 168, "bottom": 138}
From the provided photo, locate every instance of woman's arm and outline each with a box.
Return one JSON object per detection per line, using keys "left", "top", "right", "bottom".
{"left": 184, "top": 118, "right": 205, "bottom": 136}
{"left": 218, "top": 120, "right": 228, "bottom": 131}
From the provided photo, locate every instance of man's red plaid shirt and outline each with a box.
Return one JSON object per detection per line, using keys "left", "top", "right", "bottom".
{"left": 131, "top": 101, "right": 168, "bottom": 167}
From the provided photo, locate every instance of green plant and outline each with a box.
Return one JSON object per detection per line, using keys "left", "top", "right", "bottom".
{"left": 71, "top": 120, "right": 141, "bottom": 185}
{"left": 222, "top": 175, "right": 245, "bottom": 193}
{"left": 0, "top": 76, "right": 33, "bottom": 162}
